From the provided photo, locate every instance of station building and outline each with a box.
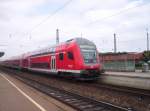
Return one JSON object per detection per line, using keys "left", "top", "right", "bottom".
{"left": 99, "top": 52, "right": 143, "bottom": 72}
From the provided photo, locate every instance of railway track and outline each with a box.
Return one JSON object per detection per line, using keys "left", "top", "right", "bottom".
{"left": 89, "top": 82, "right": 150, "bottom": 98}
{"left": 0, "top": 70, "right": 131, "bottom": 111}
{"left": 1, "top": 67, "right": 150, "bottom": 98}
{"left": 5, "top": 68, "right": 150, "bottom": 98}
{"left": 15, "top": 75, "right": 131, "bottom": 111}
{"left": 1, "top": 67, "right": 150, "bottom": 111}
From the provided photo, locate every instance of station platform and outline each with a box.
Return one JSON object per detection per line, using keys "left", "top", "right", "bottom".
{"left": 0, "top": 72, "right": 75, "bottom": 111}
{"left": 100, "top": 71, "right": 150, "bottom": 90}
{"left": 104, "top": 70, "right": 150, "bottom": 78}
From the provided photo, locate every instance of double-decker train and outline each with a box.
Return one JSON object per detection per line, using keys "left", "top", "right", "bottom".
{"left": 1, "top": 38, "right": 101, "bottom": 80}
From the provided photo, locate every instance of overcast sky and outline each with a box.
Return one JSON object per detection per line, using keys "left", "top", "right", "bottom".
{"left": 0, "top": 0, "right": 150, "bottom": 59}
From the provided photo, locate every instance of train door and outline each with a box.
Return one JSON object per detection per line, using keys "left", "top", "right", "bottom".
{"left": 51, "top": 55, "right": 56, "bottom": 71}
{"left": 28, "top": 57, "right": 30, "bottom": 68}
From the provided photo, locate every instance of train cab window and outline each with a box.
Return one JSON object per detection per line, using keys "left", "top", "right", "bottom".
{"left": 67, "top": 52, "right": 74, "bottom": 60}
{"left": 59, "top": 53, "right": 64, "bottom": 60}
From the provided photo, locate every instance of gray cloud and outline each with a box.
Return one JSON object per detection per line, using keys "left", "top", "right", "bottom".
{"left": 0, "top": 0, "right": 150, "bottom": 59}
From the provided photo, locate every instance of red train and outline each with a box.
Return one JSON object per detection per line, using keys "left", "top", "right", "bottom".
{"left": 1, "top": 38, "right": 101, "bottom": 80}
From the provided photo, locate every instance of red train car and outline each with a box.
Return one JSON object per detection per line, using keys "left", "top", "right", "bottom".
{"left": 2, "top": 38, "right": 101, "bottom": 80}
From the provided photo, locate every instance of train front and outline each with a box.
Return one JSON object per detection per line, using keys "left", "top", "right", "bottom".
{"left": 75, "top": 38, "right": 101, "bottom": 80}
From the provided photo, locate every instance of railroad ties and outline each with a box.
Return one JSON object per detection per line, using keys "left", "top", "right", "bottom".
{"left": 14, "top": 75, "right": 130, "bottom": 111}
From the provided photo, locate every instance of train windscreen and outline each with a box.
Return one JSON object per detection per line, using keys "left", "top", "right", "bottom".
{"left": 80, "top": 46, "right": 97, "bottom": 64}
{"left": 76, "top": 38, "right": 97, "bottom": 64}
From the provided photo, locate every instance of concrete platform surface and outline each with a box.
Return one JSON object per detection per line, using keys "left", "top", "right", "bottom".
{"left": 0, "top": 72, "right": 75, "bottom": 111}
{"left": 100, "top": 71, "right": 150, "bottom": 90}
{"left": 103, "top": 71, "right": 150, "bottom": 78}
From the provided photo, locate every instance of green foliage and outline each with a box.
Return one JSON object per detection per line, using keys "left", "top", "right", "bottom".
{"left": 135, "top": 61, "right": 143, "bottom": 69}
{"left": 143, "top": 51, "right": 150, "bottom": 62}
{"left": 99, "top": 52, "right": 127, "bottom": 56}
{"left": 0, "top": 52, "right": 4, "bottom": 57}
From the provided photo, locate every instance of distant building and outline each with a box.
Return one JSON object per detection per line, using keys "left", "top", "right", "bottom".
{"left": 99, "top": 52, "right": 143, "bottom": 72}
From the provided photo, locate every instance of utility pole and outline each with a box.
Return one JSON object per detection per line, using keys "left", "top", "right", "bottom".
{"left": 56, "top": 29, "right": 59, "bottom": 44}
{"left": 146, "top": 28, "right": 149, "bottom": 51}
{"left": 114, "top": 33, "right": 117, "bottom": 53}
{"left": 81, "top": 33, "right": 82, "bottom": 38}
{"left": 9, "top": 34, "right": 12, "bottom": 38}
{"left": 29, "top": 34, "right": 32, "bottom": 40}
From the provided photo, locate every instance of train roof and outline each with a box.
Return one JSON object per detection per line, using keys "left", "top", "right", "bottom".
{"left": 66, "top": 38, "right": 95, "bottom": 46}
{"left": 5, "top": 38, "right": 96, "bottom": 59}
{"left": 2, "top": 37, "right": 97, "bottom": 61}
{"left": 29, "top": 38, "right": 94, "bottom": 55}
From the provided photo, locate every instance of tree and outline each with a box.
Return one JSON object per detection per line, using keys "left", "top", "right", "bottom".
{"left": 143, "top": 51, "right": 150, "bottom": 62}
{"left": 0, "top": 52, "right": 4, "bottom": 57}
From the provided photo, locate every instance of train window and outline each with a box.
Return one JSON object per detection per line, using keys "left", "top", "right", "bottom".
{"left": 67, "top": 52, "right": 74, "bottom": 60}
{"left": 31, "top": 62, "right": 49, "bottom": 68}
{"left": 59, "top": 53, "right": 64, "bottom": 60}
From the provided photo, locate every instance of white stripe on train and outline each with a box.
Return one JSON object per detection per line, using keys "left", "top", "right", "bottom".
{"left": 28, "top": 68, "right": 81, "bottom": 74}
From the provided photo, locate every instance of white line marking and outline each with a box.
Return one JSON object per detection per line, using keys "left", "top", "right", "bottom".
{"left": 0, "top": 73, "right": 47, "bottom": 111}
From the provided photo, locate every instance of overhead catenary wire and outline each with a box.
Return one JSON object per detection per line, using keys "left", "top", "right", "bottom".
{"left": 87, "top": 2, "right": 150, "bottom": 25}
{"left": 5, "top": 1, "right": 149, "bottom": 53}
{"left": 29, "top": 0, "right": 73, "bottom": 34}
